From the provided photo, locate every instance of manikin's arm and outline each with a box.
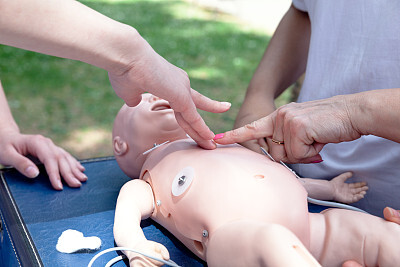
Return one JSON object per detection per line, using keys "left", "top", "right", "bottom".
{"left": 206, "top": 220, "right": 320, "bottom": 267}
{"left": 234, "top": 4, "right": 310, "bottom": 152}
{"left": 301, "top": 172, "right": 368, "bottom": 204}
{"left": 0, "top": 81, "right": 86, "bottom": 189}
{"left": 114, "top": 177, "right": 169, "bottom": 266}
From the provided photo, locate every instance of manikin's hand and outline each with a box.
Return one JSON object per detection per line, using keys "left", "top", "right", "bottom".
{"left": 127, "top": 240, "right": 170, "bottom": 267}
{"left": 108, "top": 39, "right": 231, "bottom": 150}
{"left": 214, "top": 95, "right": 361, "bottom": 163}
{"left": 0, "top": 129, "right": 86, "bottom": 190}
{"left": 330, "top": 172, "right": 368, "bottom": 204}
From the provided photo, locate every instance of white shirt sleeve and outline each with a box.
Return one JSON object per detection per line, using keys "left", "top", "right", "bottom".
{"left": 292, "top": 0, "right": 307, "bottom": 12}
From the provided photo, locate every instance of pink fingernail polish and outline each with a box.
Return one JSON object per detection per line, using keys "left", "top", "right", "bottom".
{"left": 213, "top": 133, "right": 225, "bottom": 140}
{"left": 311, "top": 160, "right": 324, "bottom": 164}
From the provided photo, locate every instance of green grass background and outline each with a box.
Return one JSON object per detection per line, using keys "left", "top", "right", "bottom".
{"left": 0, "top": 0, "right": 293, "bottom": 159}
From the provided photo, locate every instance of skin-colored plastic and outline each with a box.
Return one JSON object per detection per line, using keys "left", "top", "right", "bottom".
{"left": 113, "top": 94, "right": 399, "bottom": 267}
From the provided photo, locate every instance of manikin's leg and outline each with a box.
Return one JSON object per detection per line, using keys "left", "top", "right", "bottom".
{"left": 309, "top": 209, "right": 400, "bottom": 266}
{"left": 206, "top": 220, "right": 320, "bottom": 267}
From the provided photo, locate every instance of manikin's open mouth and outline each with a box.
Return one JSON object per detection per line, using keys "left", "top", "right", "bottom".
{"left": 151, "top": 102, "right": 172, "bottom": 111}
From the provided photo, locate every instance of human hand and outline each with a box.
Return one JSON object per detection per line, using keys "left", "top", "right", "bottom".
{"left": 383, "top": 207, "right": 400, "bottom": 225}
{"left": 127, "top": 240, "right": 170, "bottom": 267}
{"left": 0, "top": 129, "right": 86, "bottom": 190}
{"left": 214, "top": 95, "right": 361, "bottom": 163}
{"left": 329, "top": 172, "right": 368, "bottom": 204}
{"left": 233, "top": 106, "right": 271, "bottom": 153}
{"left": 109, "top": 37, "right": 230, "bottom": 150}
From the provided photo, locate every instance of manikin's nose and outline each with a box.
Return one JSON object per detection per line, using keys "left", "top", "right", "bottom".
{"left": 148, "top": 95, "right": 162, "bottom": 103}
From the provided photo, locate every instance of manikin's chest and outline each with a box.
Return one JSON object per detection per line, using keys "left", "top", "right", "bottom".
{"left": 140, "top": 140, "right": 310, "bottom": 258}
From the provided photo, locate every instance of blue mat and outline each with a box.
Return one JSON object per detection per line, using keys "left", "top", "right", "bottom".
{"left": 0, "top": 157, "right": 327, "bottom": 267}
{"left": 0, "top": 157, "right": 204, "bottom": 267}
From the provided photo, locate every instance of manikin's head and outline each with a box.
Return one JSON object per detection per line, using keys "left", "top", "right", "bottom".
{"left": 112, "top": 93, "right": 188, "bottom": 178}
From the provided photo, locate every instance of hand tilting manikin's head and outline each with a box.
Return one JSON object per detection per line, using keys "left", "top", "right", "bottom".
{"left": 112, "top": 93, "right": 188, "bottom": 178}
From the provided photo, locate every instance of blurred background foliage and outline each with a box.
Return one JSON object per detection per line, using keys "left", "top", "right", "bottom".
{"left": 0, "top": 0, "right": 293, "bottom": 159}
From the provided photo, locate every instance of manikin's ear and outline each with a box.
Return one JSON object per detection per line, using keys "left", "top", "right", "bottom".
{"left": 113, "top": 136, "right": 128, "bottom": 156}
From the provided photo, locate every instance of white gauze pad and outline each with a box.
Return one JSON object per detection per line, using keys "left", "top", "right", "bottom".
{"left": 56, "top": 229, "right": 102, "bottom": 253}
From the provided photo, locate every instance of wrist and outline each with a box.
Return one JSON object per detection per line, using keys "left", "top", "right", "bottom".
{"left": 344, "top": 92, "right": 373, "bottom": 136}
{"left": 0, "top": 119, "right": 20, "bottom": 135}
{"left": 103, "top": 25, "right": 151, "bottom": 77}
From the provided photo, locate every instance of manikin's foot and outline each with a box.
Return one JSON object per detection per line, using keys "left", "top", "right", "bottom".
{"left": 342, "top": 206, "right": 400, "bottom": 267}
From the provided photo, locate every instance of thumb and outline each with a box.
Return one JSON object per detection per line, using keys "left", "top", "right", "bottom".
{"left": 124, "top": 93, "right": 143, "bottom": 107}
{"left": 158, "top": 244, "right": 170, "bottom": 260}
{"left": 4, "top": 150, "right": 39, "bottom": 178}
{"left": 214, "top": 116, "right": 274, "bottom": 144}
{"left": 332, "top": 172, "right": 353, "bottom": 183}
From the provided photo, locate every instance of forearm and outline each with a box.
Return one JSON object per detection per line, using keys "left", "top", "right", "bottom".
{"left": 347, "top": 88, "right": 400, "bottom": 143}
{"left": 0, "top": 0, "right": 144, "bottom": 74}
{"left": 301, "top": 178, "right": 334, "bottom": 201}
{"left": 114, "top": 207, "right": 147, "bottom": 248}
{"left": 235, "top": 5, "right": 310, "bottom": 128}
{"left": 0, "top": 82, "right": 19, "bottom": 132}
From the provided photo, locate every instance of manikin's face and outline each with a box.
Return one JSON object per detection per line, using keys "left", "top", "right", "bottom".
{"left": 113, "top": 93, "right": 188, "bottom": 177}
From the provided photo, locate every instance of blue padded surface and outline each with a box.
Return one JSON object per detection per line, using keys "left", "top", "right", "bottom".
{"left": 1, "top": 157, "right": 326, "bottom": 267}
{"left": 308, "top": 203, "right": 328, "bottom": 213}
{"left": 0, "top": 157, "right": 204, "bottom": 267}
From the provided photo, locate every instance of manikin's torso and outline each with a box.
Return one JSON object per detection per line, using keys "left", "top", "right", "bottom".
{"left": 140, "top": 139, "right": 310, "bottom": 260}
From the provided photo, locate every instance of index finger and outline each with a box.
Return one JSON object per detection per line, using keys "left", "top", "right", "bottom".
{"left": 179, "top": 105, "right": 215, "bottom": 140}
{"left": 168, "top": 92, "right": 215, "bottom": 141}
{"left": 175, "top": 111, "right": 216, "bottom": 149}
{"left": 214, "top": 115, "right": 274, "bottom": 145}
{"left": 190, "top": 89, "right": 231, "bottom": 113}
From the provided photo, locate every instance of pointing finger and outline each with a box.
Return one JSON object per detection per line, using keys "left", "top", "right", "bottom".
{"left": 214, "top": 116, "right": 274, "bottom": 145}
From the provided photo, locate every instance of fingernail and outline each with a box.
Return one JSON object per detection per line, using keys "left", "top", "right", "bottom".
{"left": 222, "top": 102, "right": 231, "bottom": 108}
{"left": 311, "top": 160, "right": 324, "bottom": 164}
{"left": 56, "top": 180, "right": 63, "bottom": 190}
{"left": 25, "top": 166, "right": 39, "bottom": 178}
{"left": 72, "top": 177, "right": 82, "bottom": 187}
{"left": 213, "top": 133, "right": 225, "bottom": 140}
{"left": 388, "top": 207, "right": 400, "bottom": 218}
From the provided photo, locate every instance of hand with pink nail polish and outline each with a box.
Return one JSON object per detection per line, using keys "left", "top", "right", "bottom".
{"left": 113, "top": 94, "right": 400, "bottom": 267}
